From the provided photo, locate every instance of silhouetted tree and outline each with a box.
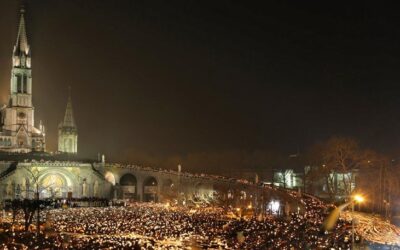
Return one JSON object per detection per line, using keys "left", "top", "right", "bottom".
{"left": 307, "top": 136, "right": 372, "bottom": 200}
{"left": 20, "top": 166, "right": 56, "bottom": 236}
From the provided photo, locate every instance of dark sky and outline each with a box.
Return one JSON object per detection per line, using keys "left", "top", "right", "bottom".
{"left": 1, "top": 1, "right": 400, "bottom": 172}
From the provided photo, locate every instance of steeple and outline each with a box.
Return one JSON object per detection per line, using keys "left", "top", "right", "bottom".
{"left": 58, "top": 88, "right": 78, "bottom": 154}
{"left": 13, "top": 6, "right": 31, "bottom": 68}
{"left": 1, "top": 5, "right": 46, "bottom": 153}
{"left": 9, "top": 6, "right": 32, "bottom": 107}
{"left": 62, "top": 88, "right": 76, "bottom": 128}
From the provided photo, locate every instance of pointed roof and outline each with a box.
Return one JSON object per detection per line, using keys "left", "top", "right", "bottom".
{"left": 61, "top": 89, "right": 77, "bottom": 128}
{"left": 14, "top": 7, "right": 30, "bottom": 55}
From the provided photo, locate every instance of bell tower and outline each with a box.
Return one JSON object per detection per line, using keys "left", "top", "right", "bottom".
{"left": 11, "top": 7, "right": 33, "bottom": 108}
{"left": 0, "top": 6, "right": 46, "bottom": 153}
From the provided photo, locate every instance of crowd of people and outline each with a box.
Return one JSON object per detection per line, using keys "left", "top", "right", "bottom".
{"left": 0, "top": 193, "right": 363, "bottom": 249}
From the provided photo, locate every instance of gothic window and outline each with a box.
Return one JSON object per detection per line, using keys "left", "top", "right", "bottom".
{"left": 16, "top": 74, "right": 22, "bottom": 93}
{"left": 23, "top": 75, "right": 28, "bottom": 93}
{"left": 17, "top": 133, "right": 27, "bottom": 147}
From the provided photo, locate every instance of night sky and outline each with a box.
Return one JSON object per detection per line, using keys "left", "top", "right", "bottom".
{"left": 1, "top": 1, "right": 400, "bottom": 173}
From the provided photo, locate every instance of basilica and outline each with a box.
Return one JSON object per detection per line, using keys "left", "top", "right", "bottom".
{"left": 0, "top": 8, "right": 45, "bottom": 153}
{"left": 0, "top": 8, "right": 267, "bottom": 207}
{"left": 0, "top": 8, "right": 77, "bottom": 154}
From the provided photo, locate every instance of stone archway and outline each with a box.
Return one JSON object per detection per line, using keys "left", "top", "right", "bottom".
{"left": 143, "top": 177, "right": 158, "bottom": 202}
{"left": 39, "top": 173, "right": 69, "bottom": 198}
{"left": 120, "top": 173, "right": 137, "bottom": 199}
{"left": 36, "top": 168, "right": 77, "bottom": 199}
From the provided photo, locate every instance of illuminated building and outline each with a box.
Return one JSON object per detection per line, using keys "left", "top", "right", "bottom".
{"left": 0, "top": 8, "right": 46, "bottom": 153}
{"left": 0, "top": 7, "right": 210, "bottom": 203}
{"left": 273, "top": 169, "right": 303, "bottom": 189}
{"left": 272, "top": 166, "right": 358, "bottom": 200}
{"left": 0, "top": 8, "right": 299, "bottom": 212}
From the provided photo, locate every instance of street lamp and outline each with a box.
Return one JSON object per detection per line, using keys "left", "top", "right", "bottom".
{"left": 324, "top": 194, "right": 366, "bottom": 248}
{"left": 351, "top": 194, "right": 364, "bottom": 249}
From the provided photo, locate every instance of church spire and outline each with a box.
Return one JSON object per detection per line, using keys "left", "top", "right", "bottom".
{"left": 2, "top": 5, "right": 46, "bottom": 153}
{"left": 13, "top": 6, "right": 31, "bottom": 68}
{"left": 16, "top": 7, "right": 29, "bottom": 54}
{"left": 58, "top": 87, "right": 78, "bottom": 154}
{"left": 62, "top": 87, "right": 77, "bottom": 128}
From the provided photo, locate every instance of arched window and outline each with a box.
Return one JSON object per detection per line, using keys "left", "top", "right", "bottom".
{"left": 120, "top": 174, "right": 137, "bottom": 199}
{"left": 23, "top": 75, "right": 28, "bottom": 93}
{"left": 16, "top": 74, "right": 22, "bottom": 93}
{"left": 120, "top": 174, "right": 137, "bottom": 186}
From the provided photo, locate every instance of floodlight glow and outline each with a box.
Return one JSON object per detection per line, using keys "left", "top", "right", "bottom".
{"left": 268, "top": 200, "right": 280, "bottom": 214}
{"left": 353, "top": 195, "right": 364, "bottom": 203}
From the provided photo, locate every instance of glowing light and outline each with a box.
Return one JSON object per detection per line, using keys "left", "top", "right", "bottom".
{"left": 353, "top": 194, "right": 364, "bottom": 203}
{"left": 42, "top": 174, "right": 64, "bottom": 188}
{"left": 268, "top": 200, "right": 280, "bottom": 214}
{"left": 105, "top": 172, "right": 116, "bottom": 185}
{"left": 41, "top": 174, "right": 65, "bottom": 198}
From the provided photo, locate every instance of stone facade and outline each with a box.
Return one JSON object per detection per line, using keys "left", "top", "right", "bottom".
{"left": 0, "top": 161, "right": 216, "bottom": 202}
{"left": 0, "top": 161, "right": 109, "bottom": 200}
{"left": 0, "top": 8, "right": 303, "bottom": 215}
{"left": 0, "top": 159, "right": 303, "bottom": 216}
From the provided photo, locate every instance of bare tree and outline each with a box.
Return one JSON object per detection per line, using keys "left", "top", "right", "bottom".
{"left": 306, "top": 142, "right": 337, "bottom": 200}
{"left": 307, "top": 136, "right": 372, "bottom": 200}
{"left": 9, "top": 199, "right": 39, "bottom": 232}
{"left": 353, "top": 151, "right": 384, "bottom": 212}
{"left": 19, "top": 166, "right": 56, "bottom": 236}
{"left": 383, "top": 163, "right": 400, "bottom": 218}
